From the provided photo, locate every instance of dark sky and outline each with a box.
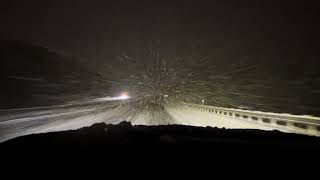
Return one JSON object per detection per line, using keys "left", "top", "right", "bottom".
{"left": 1, "top": 0, "right": 319, "bottom": 61}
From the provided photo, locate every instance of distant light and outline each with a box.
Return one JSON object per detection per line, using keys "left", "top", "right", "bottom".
{"left": 164, "top": 95, "right": 169, "bottom": 97}
{"left": 118, "top": 92, "right": 130, "bottom": 100}
{"left": 94, "top": 92, "right": 130, "bottom": 102}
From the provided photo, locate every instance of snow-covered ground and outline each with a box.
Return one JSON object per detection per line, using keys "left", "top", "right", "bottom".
{"left": 1, "top": 102, "right": 293, "bottom": 143}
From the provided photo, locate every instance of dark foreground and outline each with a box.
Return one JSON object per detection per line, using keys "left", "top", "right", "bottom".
{"left": 1, "top": 123, "right": 318, "bottom": 173}
{"left": 1, "top": 122, "right": 320, "bottom": 154}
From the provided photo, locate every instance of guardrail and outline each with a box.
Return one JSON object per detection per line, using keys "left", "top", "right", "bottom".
{"left": 183, "top": 103, "right": 320, "bottom": 137}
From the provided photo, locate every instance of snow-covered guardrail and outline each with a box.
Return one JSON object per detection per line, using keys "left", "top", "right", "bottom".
{"left": 183, "top": 103, "right": 320, "bottom": 137}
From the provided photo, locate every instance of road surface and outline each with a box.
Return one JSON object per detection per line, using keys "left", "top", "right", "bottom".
{"left": 0, "top": 102, "right": 293, "bottom": 143}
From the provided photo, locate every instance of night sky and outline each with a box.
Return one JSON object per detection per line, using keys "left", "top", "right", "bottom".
{"left": 1, "top": 0, "right": 320, "bottom": 115}
{"left": 1, "top": 0, "right": 319, "bottom": 59}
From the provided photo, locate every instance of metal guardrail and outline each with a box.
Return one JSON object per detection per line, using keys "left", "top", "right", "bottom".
{"left": 183, "top": 103, "right": 320, "bottom": 137}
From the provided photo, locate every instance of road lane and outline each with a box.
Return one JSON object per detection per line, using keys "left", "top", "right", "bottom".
{"left": 0, "top": 102, "right": 302, "bottom": 143}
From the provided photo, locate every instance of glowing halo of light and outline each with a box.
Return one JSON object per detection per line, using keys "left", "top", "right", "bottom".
{"left": 94, "top": 92, "right": 130, "bottom": 102}
{"left": 118, "top": 92, "right": 130, "bottom": 100}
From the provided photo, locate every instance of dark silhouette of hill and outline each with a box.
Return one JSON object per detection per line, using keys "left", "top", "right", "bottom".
{"left": 0, "top": 40, "right": 105, "bottom": 108}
